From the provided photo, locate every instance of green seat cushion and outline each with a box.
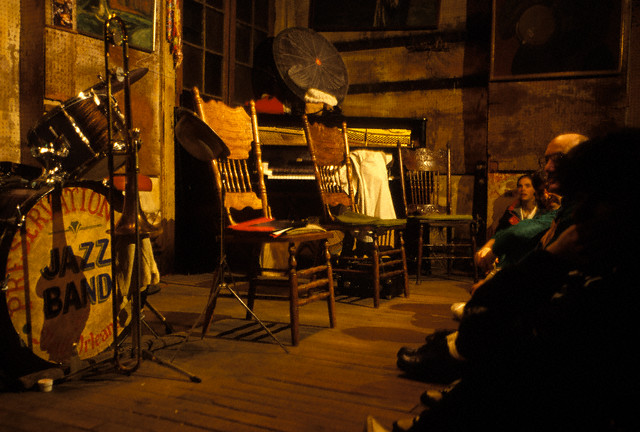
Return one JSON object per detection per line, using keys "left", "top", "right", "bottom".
{"left": 335, "top": 211, "right": 380, "bottom": 225}
{"left": 370, "top": 218, "right": 407, "bottom": 227}
{"left": 335, "top": 210, "right": 405, "bottom": 227}
{"left": 410, "top": 213, "right": 474, "bottom": 221}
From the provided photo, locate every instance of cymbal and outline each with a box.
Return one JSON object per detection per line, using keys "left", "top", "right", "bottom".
{"left": 84, "top": 67, "right": 149, "bottom": 94}
{"left": 175, "top": 107, "right": 230, "bottom": 162}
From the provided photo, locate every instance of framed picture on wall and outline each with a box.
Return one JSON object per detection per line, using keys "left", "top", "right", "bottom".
{"left": 52, "top": 0, "right": 73, "bottom": 29}
{"left": 310, "top": 0, "right": 440, "bottom": 31}
{"left": 491, "top": 0, "right": 624, "bottom": 81}
{"left": 77, "top": 0, "right": 156, "bottom": 52}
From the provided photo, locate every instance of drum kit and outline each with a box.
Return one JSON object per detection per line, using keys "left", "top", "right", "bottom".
{"left": 0, "top": 15, "right": 175, "bottom": 384}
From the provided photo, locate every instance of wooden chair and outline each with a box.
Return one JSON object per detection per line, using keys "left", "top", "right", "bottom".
{"left": 397, "top": 145, "right": 478, "bottom": 283}
{"left": 193, "top": 87, "right": 336, "bottom": 345}
{"left": 302, "top": 114, "right": 408, "bottom": 308}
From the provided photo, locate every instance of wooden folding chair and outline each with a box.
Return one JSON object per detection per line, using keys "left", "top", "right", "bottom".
{"left": 303, "top": 114, "right": 408, "bottom": 308}
{"left": 193, "top": 88, "right": 336, "bottom": 345}
{"left": 397, "top": 145, "right": 478, "bottom": 282}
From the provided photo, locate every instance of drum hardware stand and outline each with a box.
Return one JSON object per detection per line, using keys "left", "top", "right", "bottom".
{"left": 30, "top": 135, "right": 70, "bottom": 185}
{"left": 103, "top": 14, "right": 199, "bottom": 383}
{"left": 142, "top": 295, "right": 174, "bottom": 336}
{"left": 173, "top": 108, "right": 288, "bottom": 355}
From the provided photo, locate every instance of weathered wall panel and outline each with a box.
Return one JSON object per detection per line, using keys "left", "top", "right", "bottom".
{"left": 19, "top": 0, "right": 44, "bottom": 166}
{"left": 341, "top": 86, "right": 486, "bottom": 174}
{"left": 488, "top": 77, "right": 627, "bottom": 172}
{"left": 43, "top": 28, "right": 162, "bottom": 178}
{"left": 343, "top": 44, "right": 466, "bottom": 84}
{"left": 11, "top": 1, "right": 176, "bottom": 272}
{"left": 0, "top": 0, "right": 22, "bottom": 162}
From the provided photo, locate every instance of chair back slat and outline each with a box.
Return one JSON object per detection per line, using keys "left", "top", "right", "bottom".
{"left": 193, "top": 87, "right": 270, "bottom": 224}
{"left": 305, "top": 115, "right": 409, "bottom": 306}
{"left": 398, "top": 146, "right": 447, "bottom": 216}
{"left": 303, "top": 115, "right": 357, "bottom": 220}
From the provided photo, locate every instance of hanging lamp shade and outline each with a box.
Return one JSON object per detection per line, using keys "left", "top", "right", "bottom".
{"left": 272, "top": 27, "right": 349, "bottom": 106}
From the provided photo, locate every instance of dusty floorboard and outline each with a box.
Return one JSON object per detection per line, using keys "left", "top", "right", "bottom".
{"left": 1, "top": 271, "right": 472, "bottom": 432}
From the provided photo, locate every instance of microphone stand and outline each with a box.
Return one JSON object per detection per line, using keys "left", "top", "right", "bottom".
{"left": 104, "top": 14, "right": 200, "bottom": 382}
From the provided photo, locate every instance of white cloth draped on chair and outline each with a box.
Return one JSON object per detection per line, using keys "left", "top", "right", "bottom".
{"left": 349, "top": 149, "right": 396, "bottom": 219}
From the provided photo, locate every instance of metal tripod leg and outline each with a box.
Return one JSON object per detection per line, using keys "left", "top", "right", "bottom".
{"left": 173, "top": 253, "right": 289, "bottom": 360}
{"left": 142, "top": 349, "right": 201, "bottom": 383}
{"left": 201, "top": 255, "right": 289, "bottom": 353}
{"left": 143, "top": 299, "right": 174, "bottom": 334}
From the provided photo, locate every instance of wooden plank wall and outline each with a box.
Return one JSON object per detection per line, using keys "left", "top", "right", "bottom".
{"left": 287, "top": 0, "right": 636, "bottom": 234}
{"left": 0, "top": 0, "right": 23, "bottom": 162}
{"left": 488, "top": 77, "right": 628, "bottom": 172}
{"left": 319, "top": 0, "right": 489, "bottom": 177}
{"left": 15, "top": 1, "right": 177, "bottom": 272}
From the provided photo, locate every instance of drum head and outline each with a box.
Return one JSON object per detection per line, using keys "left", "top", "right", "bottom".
{"left": 1, "top": 184, "right": 128, "bottom": 366}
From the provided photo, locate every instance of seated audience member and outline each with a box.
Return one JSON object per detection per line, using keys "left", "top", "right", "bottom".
{"left": 453, "top": 135, "right": 586, "bottom": 317}
{"left": 495, "top": 173, "right": 544, "bottom": 232}
{"left": 369, "top": 128, "right": 640, "bottom": 432}
{"left": 421, "top": 134, "right": 587, "bottom": 342}
{"left": 475, "top": 133, "right": 588, "bottom": 274}
{"left": 475, "top": 172, "right": 551, "bottom": 276}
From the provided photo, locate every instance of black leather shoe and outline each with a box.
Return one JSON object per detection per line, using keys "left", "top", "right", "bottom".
{"left": 396, "top": 330, "right": 462, "bottom": 383}
{"left": 420, "top": 379, "right": 461, "bottom": 406}
{"left": 420, "top": 389, "right": 444, "bottom": 406}
{"left": 392, "top": 415, "right": 420, "bottom": 432}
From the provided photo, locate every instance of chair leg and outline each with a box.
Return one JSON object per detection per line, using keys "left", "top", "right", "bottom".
{"left": 372, "top": 236, "right": 381, "bottom": 308}
{"left": 446, "top": 226, "right": 453, "bottom": 276}
{"left": 399, "top": 231, "right": 409, "bottom": 298}
{"left": 416, "top": 223, "right": 425, "bottom": 284}
{"left": 245, "top": 244, "right": 260, "bottom": 320}
{"left": 324, "top": 240, "right": 337, "bottom": 328}
{"left": 245, "top": 280, "right": 257, "bottom": 321}
{"left": 288, "top": 241, "right": 301, "bottom": 346}
{"left": 470, "top": 220, "right": 478, "bottom": 282}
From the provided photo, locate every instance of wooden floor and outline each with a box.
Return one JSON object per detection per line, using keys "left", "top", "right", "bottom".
{"left": 1, "top": 270, "right": 473, "bottom": 432}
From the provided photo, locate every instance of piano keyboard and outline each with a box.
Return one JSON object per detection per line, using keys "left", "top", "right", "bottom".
{"left": 262, "top": 162, "right": 315, "bottom": 180}
{"left": 256, "top": 115, "right": 424, "bottom": 220}
{"left": 258, "top": 115, "right": 424, "bottom": 185}
{"left": 258, "top": 125, "right": 412, "bottom": 148}
{"left": 268, "top": 173, "right": 315, "bottom": 180}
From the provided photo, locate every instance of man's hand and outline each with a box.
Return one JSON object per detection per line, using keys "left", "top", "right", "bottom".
{"left": 475, "top": 246, "right": 497, "bottom": 275}
{"left": 545, "top": 224, "right": 582, "bottom": 263}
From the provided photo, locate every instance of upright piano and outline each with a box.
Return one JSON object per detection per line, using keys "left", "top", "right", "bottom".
{"left": 258, "top": 114, "right": 426, "bottom": 220}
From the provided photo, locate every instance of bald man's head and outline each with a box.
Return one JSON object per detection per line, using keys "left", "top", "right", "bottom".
{"left": 545, "top": 133, "right": 589, "bottom": 157}
{"left": 543, "top": 133, "right": 589, "bottom": 194}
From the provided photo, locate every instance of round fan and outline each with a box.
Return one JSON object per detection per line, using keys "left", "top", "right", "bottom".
{"left": 272, "top": 27, "right": 348, "bottom": 106}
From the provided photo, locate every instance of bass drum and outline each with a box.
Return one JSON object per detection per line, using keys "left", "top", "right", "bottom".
{"left": 0, "top": 183, "right": 127, "bottom": 378}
